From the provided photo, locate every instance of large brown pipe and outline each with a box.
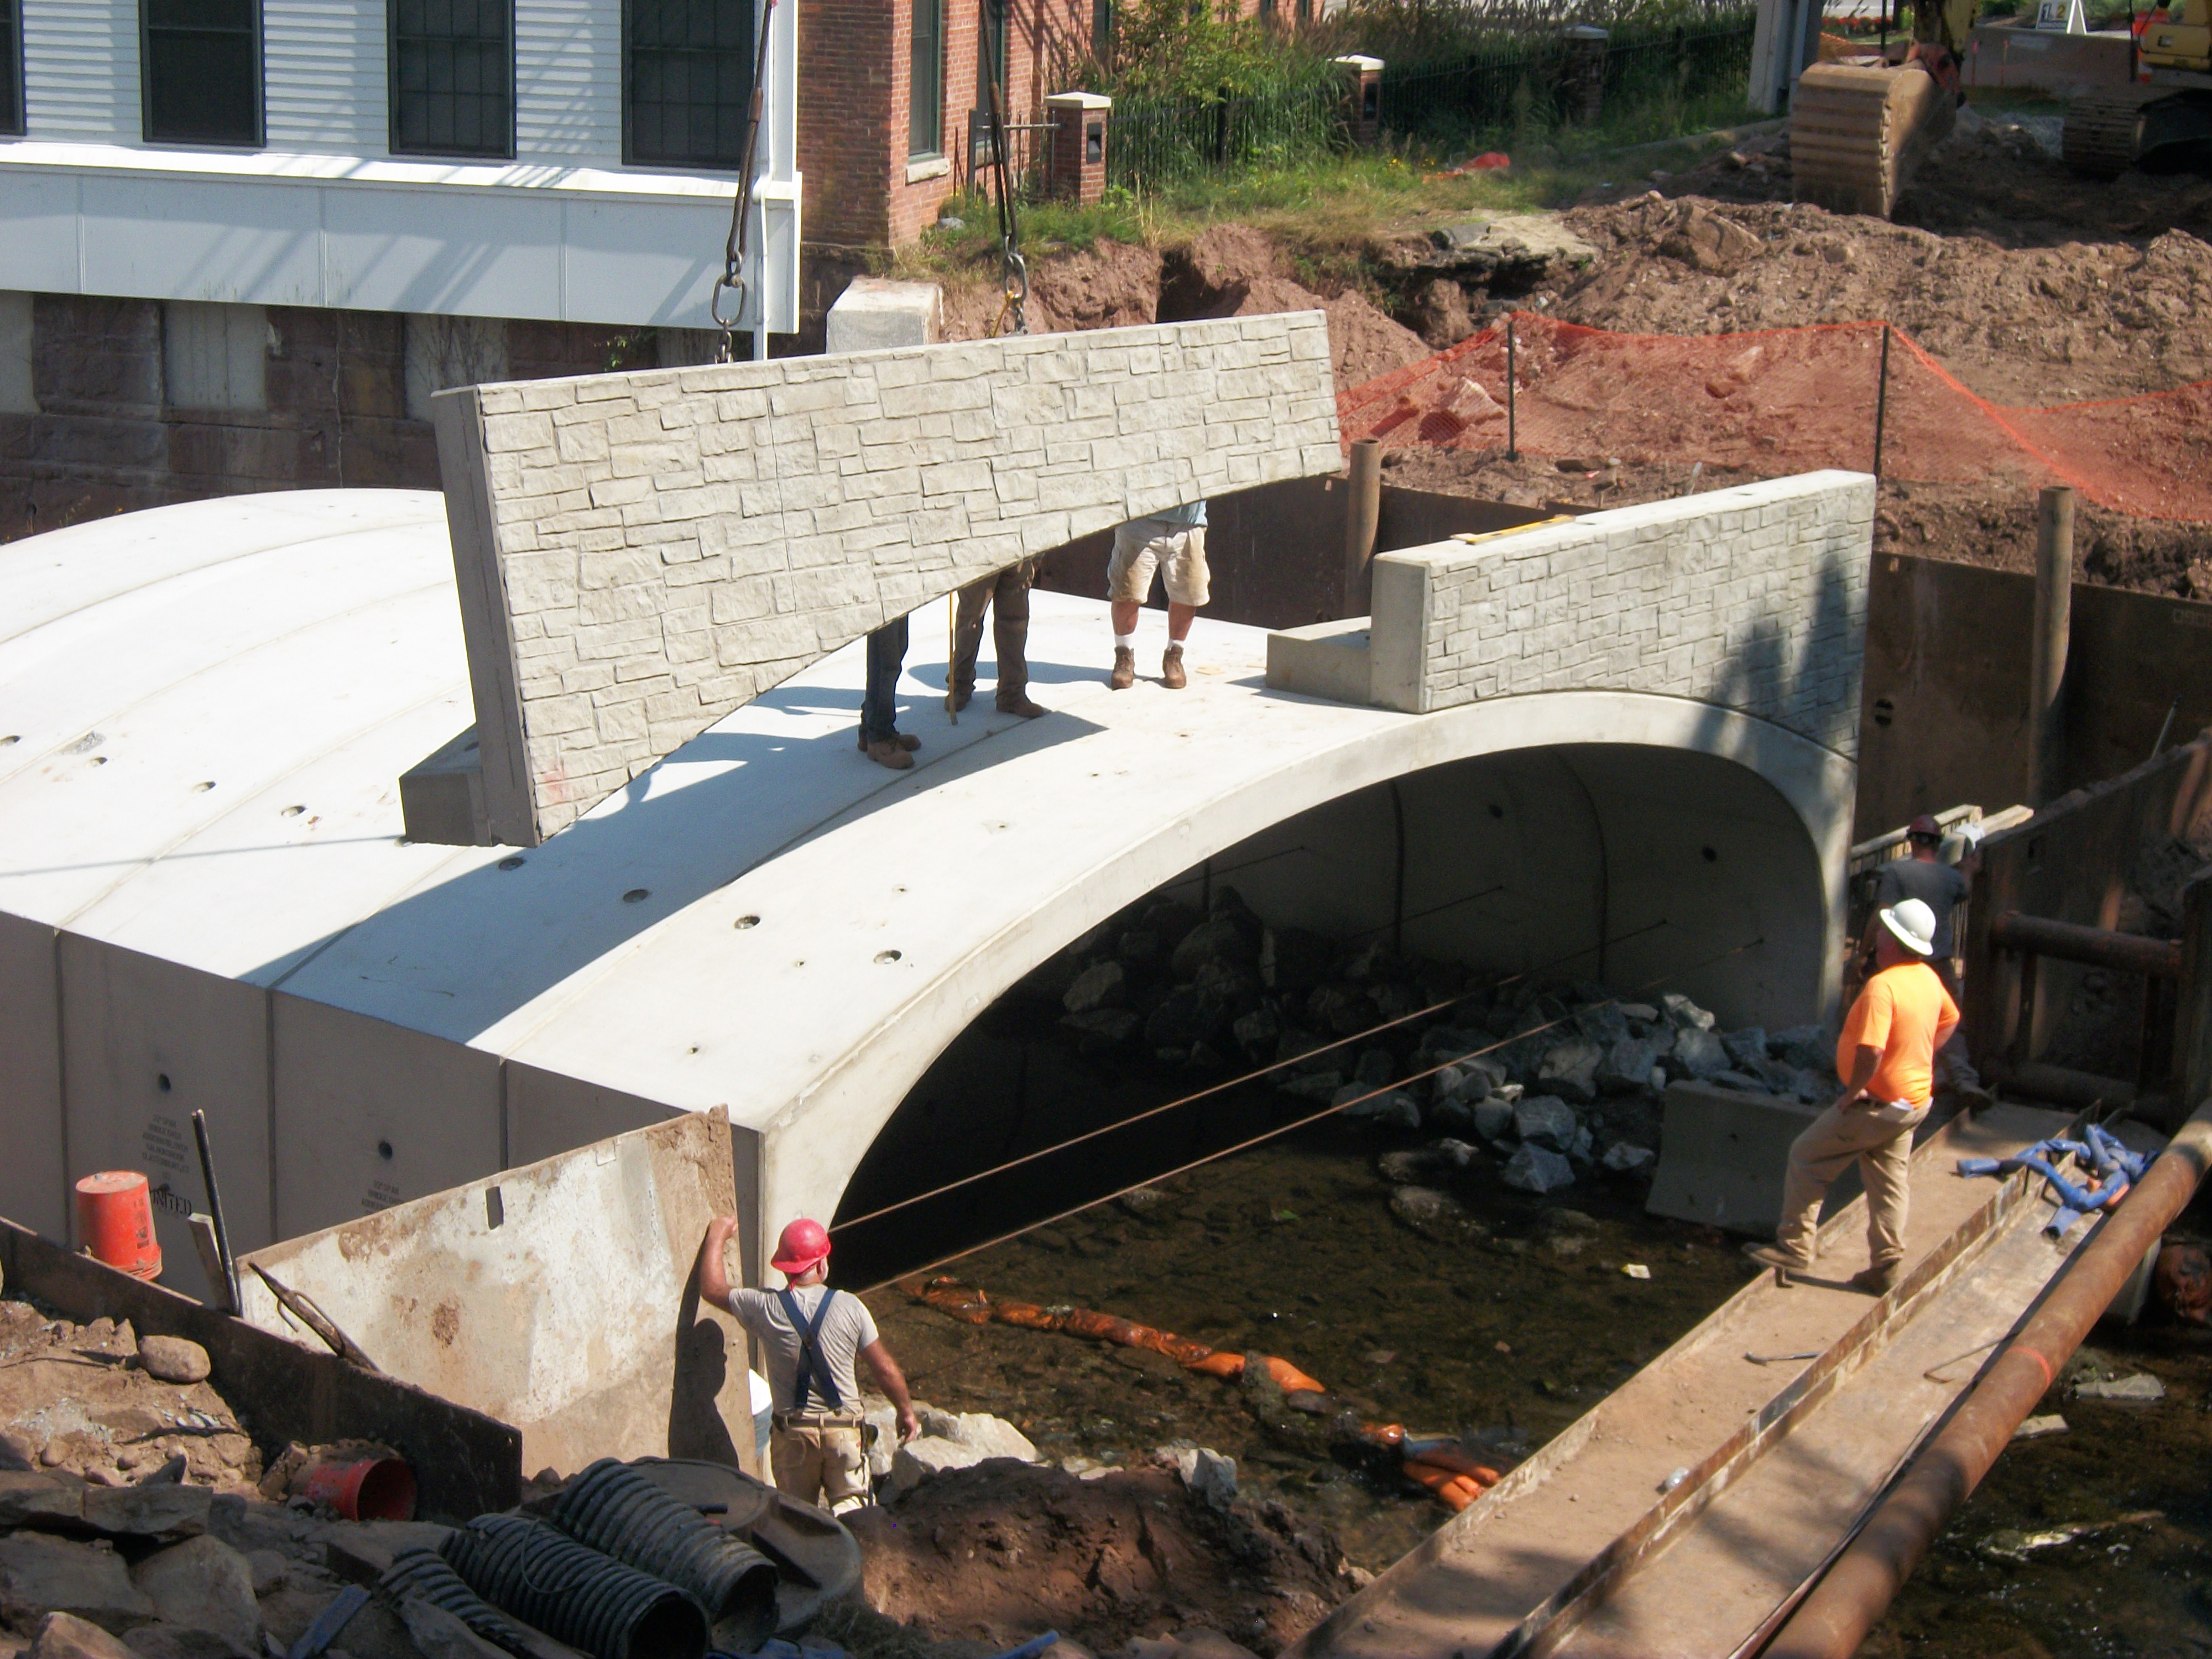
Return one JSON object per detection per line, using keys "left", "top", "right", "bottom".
{"left": 1765, "top": 1095, "right": 2212, "bottom": 1659}
{"left": 1989, "top": 910, "right": 2183, "bottom": 981}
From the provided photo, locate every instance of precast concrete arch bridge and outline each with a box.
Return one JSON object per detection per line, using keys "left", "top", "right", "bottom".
{"left": 0, "top": 316, "right": 1875, "bottom": 1296}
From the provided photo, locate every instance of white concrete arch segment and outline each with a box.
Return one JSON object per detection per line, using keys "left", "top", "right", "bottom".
{"left": 431, "top": 311, "right": 1342, "bottom": 847}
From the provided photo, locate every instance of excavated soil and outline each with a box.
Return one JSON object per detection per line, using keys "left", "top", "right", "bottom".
{"left": 843, "top": 1462, "right": 1348, "bottom": 1657}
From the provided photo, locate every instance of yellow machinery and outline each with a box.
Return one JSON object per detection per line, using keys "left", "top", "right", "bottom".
{"left": 1790, "top": 0, "right": 1975, "bottom": 217}
{"left": 2063, "top": 1, "right": 2212, "bottom": 176}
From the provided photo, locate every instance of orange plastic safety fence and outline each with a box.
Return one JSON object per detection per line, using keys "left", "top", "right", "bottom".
{"left": 1337, "top": 312, "right": 2212, "bottom": 524}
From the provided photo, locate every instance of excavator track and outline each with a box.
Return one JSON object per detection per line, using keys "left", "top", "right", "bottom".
{"left": 1791, "top": 61, "right": 1955, "bottom": 219}
{"left": 2063, "top": 86, "right": 2157, "bottom": 177}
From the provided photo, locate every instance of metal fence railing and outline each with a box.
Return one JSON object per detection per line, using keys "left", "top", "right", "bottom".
{"left": 1378, "top": 15, "right": 1756, "bottom": 140}
{"left": 1106, "top": 79, "right": 1343, "bottom": 189}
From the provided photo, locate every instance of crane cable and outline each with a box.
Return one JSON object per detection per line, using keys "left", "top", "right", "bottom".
{"left": 710, "top": 0, "right": 783, "bottom": 363}
{"left": 984, "top": 75, "right": 1029, "bottom": 340}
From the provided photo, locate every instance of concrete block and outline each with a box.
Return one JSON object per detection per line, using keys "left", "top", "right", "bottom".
{"left": 1645, "top": 1081, "right": 1860, "bottom": 1236}
{"left": 823, "top": 279, "right": 943, "bottom": 354}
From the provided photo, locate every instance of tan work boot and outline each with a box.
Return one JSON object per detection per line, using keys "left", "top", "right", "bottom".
{"left": 1161, "top": 644, "right": 1187, "bottom": 690}
{"left": 1744, "top": 1243, "right": 1803, "bottom": 1286}
{"left": 1109, "top": 647, "right": 1135, "bottom": 690}
{"left": 855, "top": 731, "right": 922, "bottom": 754}
{"left": 1849, "top": 1261, "right": 1901, "bottom": 1296}
{"left": 863, "top": 739, "right": 914, "bottom": 770}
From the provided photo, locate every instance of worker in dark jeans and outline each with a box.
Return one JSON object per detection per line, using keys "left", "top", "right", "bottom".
{"left": 950, "top": 560, "right": 1046, "bottom": 719}
{"left": 1859, "top": 814, "right": 1989, "bottom": 1100}
{"left": 858, "top": 620, "right": 922, "bottom": 770}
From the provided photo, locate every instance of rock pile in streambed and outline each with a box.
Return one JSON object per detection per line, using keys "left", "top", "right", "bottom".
{"left": 1029, "top": 886, "right": 1843, "bottom": 1201}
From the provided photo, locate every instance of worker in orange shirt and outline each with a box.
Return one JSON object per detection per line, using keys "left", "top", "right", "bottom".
{"left": 1749, "top": 896, "right": 1958, "bottom": 1296}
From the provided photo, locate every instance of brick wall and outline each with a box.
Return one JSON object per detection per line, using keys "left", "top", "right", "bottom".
{"left": 0, "top": 298, "right": 654, "bottom": 543}
{"left": 435, "top": 310, "right": 1343, "bottom": 846}
{"left": 1368, "top": 471, "right": 1875, "bottom": 757}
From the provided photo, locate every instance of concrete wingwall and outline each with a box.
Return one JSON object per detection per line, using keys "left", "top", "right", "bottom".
{"left": 432, "top": 312, "right": 1343, "bottom": 846}
{"left": 764, "top": 691, "right": 1856, "bottom": 1239}
{"left": 1368, "top": 471, "right": 1874, "bottom": 760}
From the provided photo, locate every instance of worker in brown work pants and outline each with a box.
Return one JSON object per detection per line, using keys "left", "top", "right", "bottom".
{"left": 949, "top": 560, "right": 1045, "bottom": 719}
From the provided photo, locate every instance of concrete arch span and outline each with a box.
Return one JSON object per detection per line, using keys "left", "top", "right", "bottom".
{"left": 786, "top": 687, "right": 1852, "bottom": 1247}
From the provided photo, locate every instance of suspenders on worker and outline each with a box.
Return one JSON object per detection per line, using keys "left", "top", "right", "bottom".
{"left": 774, "top": 1287, "right": 843, "bottom": 1413}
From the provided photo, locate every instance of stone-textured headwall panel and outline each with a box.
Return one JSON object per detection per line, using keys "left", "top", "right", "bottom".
{"left": 434, "top": 312, "right": 1341, "bottom": 846}
{"left": 1369, "top": 471, "right": 1874, "bottom": 757}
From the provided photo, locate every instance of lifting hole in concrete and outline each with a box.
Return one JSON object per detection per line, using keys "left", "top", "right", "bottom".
{"left": 498, "top": 855, "right": 526, "bottom": 870}
{"left": 377, "top": 1140, "right": 394, "bottom": 1161}
{"left": 622, "top": 888, "right": 650, "bottom": 904}
{"left": 1488, "top": 803, "right": 1505, "bottom": 818}
{"left": 875, "top": 950, "right": 902, "bottom": 964}
{"left": 280, "top": 805, "right": 305, "bottom": 817}
{"left": 734, "top": 915, "right": 760, "bottom": 929}
{"left": 1872, "top": 697, "right": 1895, "bottom": 728}
{"left": 0, "top": 735, "right": 17, "bottom": 746}
{"left": 191, "top": 780, "right": 215, "bottom": 792}
{"left": 485, "top": 1186, "right": 504, "bottom": 1229}
{"left": 87, "top": 756, "right": 106, "bottom": 766}
{"left": 1702, "top": 846, "right": 1719, "bottom": 862}
{"left": 156, "top": 1073, "right": 171, "bottom": 1093}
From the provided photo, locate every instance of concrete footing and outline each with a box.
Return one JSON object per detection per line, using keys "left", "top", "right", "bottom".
{"left": 1646, "top": 1080, "right": 1860, "bottom": 1236}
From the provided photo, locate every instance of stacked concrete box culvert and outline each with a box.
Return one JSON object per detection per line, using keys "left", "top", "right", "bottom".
{"left": 551, "top": 1458, "right": 779, "bottom": 1646}
{"left": 441, "top": 1514, "right": 708, "bottom": 1659}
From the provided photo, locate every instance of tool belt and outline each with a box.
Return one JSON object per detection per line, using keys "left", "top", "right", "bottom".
{"left": 772, "top": 1409, "right": 864, "bottom": 1430}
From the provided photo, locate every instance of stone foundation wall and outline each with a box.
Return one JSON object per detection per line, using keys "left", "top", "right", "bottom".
{"left": 1368, "top": 471, "right": 1875, "bottom": 757}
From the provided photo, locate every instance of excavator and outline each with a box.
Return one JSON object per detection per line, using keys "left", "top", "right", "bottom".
{"left": 1790, "top": 0, "right": 2212, "bottom": 217}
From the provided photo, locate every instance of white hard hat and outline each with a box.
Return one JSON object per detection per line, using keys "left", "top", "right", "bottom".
{"left": 1880, "top": 898, "right": 1938, "bottom": 956}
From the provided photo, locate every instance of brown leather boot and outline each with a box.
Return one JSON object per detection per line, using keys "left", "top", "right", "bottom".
{"left": 1744, "top": 1243, "right": 1804, "bottom": 1286}
{"left": 863, "top": 739, "right": 914, "bottom": 770}
{"left": 855, "top": 731, "right": 921, "bottom": 753}
{"left": 1161, "top": 644, "right": 1187, "bottom": 690}
{"left": 1849, "top": 1261, "right": 1901, "bottom": 1296}
{"left": 997, "top": 690, "right": 1046, "bottom": 718}
{"left": 1109, "top": 647, "right": 1135, "bottom": 690}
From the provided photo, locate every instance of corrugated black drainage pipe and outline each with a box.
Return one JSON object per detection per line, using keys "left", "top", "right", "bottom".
{"left": 551, "top": 1458, "right": 780, "bottom": 1648}
{"left": 442, "top": 1513, "right": 708, "bottom": 1659}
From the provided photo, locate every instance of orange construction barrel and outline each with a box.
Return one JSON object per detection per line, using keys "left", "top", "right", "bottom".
{"left": 76, "top": 1171, "right": 163, "bottom": 1280}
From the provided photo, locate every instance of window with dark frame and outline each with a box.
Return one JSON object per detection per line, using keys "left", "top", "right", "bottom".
{"left": 907, "top": 0, "right": 942, "bottom": 158}
{"left": 142, "top": 0, "right": 263, "bottom": 147}
{"left": 1089, "top": 0, "right": 1112, "bottom": 64}
{"left": 390, "top": 0, "right": 514, "bottom": 158}
{"left": 625, "top": 0, "right": 754, "bottom": 169}
{"left": 0, "top": 0, "right": 21, "bottom": 138}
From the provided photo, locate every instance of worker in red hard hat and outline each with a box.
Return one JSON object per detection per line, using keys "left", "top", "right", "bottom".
{"left": 700, "top": 1214, "right": 919, "bottom": 1513}
{"left": 1858, "top": 812, "right": 1989, "bottom": 1103}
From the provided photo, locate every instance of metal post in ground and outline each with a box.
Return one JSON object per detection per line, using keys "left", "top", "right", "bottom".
{"left": 1872, "top": 323, "right": 1892, "bottom": 479}
{"left": 1505, "top": 317, "right": 1519, "bottom": 462}
{"left": 2028, "top": 484, "right": 2074, "bottom": 806}
{"left": 1344, "top": 437, "right": 1381, "bottom": 615}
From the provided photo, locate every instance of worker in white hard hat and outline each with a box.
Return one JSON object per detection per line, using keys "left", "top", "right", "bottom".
{"left": 1750, "top": 896, "right": 1960, "bottom": 1296}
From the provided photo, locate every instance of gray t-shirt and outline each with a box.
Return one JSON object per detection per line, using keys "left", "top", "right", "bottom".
{"left": 1875, "top": 857, "right": 1969, "bottom": 960}
{"left": 727, "top": 1285, "right": 879, "bottom": 1413}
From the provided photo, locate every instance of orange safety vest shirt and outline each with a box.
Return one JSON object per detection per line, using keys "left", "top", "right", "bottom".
{"left": 1836, "top": 960, "right": 1960, "bottom": 1109}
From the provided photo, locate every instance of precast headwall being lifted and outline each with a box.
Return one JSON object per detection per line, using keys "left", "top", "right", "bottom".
{"left": 0, "top": 310, "right": 1872, "bottom": 1302}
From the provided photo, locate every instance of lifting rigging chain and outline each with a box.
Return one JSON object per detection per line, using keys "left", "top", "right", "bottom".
{"left": 711, "top": 0, "right": 783, "bottom": 364}
{"left": 984, "top": 77, "right": 1029, "bottom": 339}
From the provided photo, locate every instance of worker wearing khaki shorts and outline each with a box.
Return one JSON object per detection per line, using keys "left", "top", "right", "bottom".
{"left": 1107, "top": 500, "right": 1208, "bottom": 691}
{"left": 700, "top": 1215, "right": 919, "bottom": 1514}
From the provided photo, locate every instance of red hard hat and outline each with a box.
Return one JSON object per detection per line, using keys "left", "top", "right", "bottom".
{"left": 1907, "top": 813, "right": 1942, "bottom": 839}
{"left": 770, "top": 1218, "right": 832, "bottom": 1276}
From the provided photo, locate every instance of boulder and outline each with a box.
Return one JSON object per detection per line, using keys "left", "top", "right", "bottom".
{"left": 1537, "top": 1040, "right": 1603, "bottom": 1104}
{"left": 1169, "top": 1447, "right": 1238, "bottom": 1509}
{"left": 1598, "top": 1036, "right": 1663, "bottom": 1095}
{"left": 1473, "top": 1099, "right": 1517, "bottom": 1143}
{"left": 1770, "top": 1025, "right": 1834, "bottom": 1072}
{"left": 1513, "top": 1095, "right": 1579, "bottom": 1151}
{"left": 1670, "top": 1027, "right": 1730, "bottom": 1081}
{"left": 1715, "top": 1070, "right": 1772, "bottom": 1094}
{"left": 1307, "top": 983, "right": 1370, "bottom": 1037}
{"left": 1340, "top": 1089, "right": 1421, "bottom": 1130}
{"left": 889, "top": 1437, "right": 988, "bottom": 1493}
{"left": 933, "top": 1412, "right": 1038, "bottom": 1462}
{"left": 316, "top": 1520, "right": 454, "bottom": 1588}
{"left": 1259, "top": 927, "right": 1334, "bottom": 994}
{"left": 0, "top": 1535, "right": 153, "bottom": 1632}
{"left": 133, "top": 1339, "right": 210, "bottom": 1387}
{"left": 1146, "top": 988, "right": 1226, "bottom": 1056}
{"left": 1661, "top": 993, "right": 1716, "bottom": 1031}
{"left": 0, "top": 1471, "right": 86, "bottom": 1530}
{"left": 1720, "top": 1028, "right": 1769, "bottom": 1071}
{"left": 1060, "top": 1009, "right": 1141, "bottom": 1053}
{"left": 1602, "top": 1140, "right": 1657, "bottom": 1172}
{"left": 1617, "top": 1002, "right": 1658, "bottom": 1022}
{"left": 1573, "top": 1003, "right": 1629, "bottom": 1045}
{"left": 1501, "top": 1145, "right": 1576, "bottom": 1195}
{"left": 1061, "top": 961, "right": 1125, "bottom": 1015}
{"left": 1171, "top": 918, "right": 1255, "bottom": 982}
{"left": 1353, "top": 1048, "right": 1396, "bottom": 1088}
{"left": 1660, "top": 204, "right": 1763, "bottom": 274}
{"left": 1277, "top": 1073, "right": 1344, "bottom": 1103}
{"left": 29, "top": 1615, "right": 137, "bottom": 1659}
{"left": 1230, "top": 1007, "right": 1280, "bottom": 1062}
{"left": 127, "top": 1540, "right": 257, "bottom": 1656}
{"left": 1390, "top": 1186, "right": 1484, "bottom": 1243}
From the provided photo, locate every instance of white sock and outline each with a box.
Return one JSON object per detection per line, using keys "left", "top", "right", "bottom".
{"left": 1113, "top": 633, "right": 1135, "bottom": 650}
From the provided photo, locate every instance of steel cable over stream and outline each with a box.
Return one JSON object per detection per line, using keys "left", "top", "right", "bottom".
{"left": 381, "top": 1548, "right": 540, "bottom": 1658}
{"left": 442, "top": 1514, "right": 708, "bottom": 1659}
{"left": 551, "top": 1459, "right": 779, "bottom": 1647}
{"left": 861, "top": 928, "right": 1768, "bottom": 1293}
